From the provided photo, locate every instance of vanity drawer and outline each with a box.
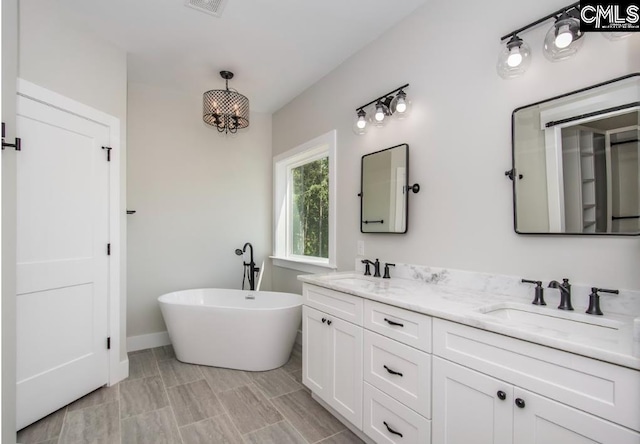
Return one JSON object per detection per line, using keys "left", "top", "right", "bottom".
{"left": 364, "top": 299, "right": 431, "bottom": 352}
{"left": 363, "top": 382, "right": 431, "bottom": 444}
{"left": 303, "top": 284, "right": 363, "bottom": 325}
{"left": 364, "top": 330, "right": 431, "bottom": 418}
{"left": 433, "top": 318, "right": 640, "bottom": 432}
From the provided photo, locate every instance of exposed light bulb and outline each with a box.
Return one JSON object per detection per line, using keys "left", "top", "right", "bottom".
{"left": 395, "top": 98, "right": 407, "bottom": 113}
{"left": 375, "top": 106, "right": 385, "bottom": 122}
{"left": 356, "top": 116, "right": 367, "bottom": 129}
{"left": 555, "top": 24, "right": 573, "bottom": 48}
{"left": 507, "top": 47, "right": 523, "bottom": 67}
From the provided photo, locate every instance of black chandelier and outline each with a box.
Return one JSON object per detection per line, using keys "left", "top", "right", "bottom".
{"left": 203, "top": 71, "right": 250, "bottom": 134}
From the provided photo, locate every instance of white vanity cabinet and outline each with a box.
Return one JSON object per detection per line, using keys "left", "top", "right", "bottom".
{"left": 433, "top": 319, "right": 640, "bottom": 444}
{"left": 302, "top": 285, "right": 364, "bottom": 428}
{"left": 302, "top": 281, "right": 640, "bottom": 444}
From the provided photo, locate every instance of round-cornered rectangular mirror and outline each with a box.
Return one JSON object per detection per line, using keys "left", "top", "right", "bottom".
{"left": 511, "top": 73, "right": 640, "bottom": 235}
{"left": 360, "top": 144, "right": 409, "bottom": 233}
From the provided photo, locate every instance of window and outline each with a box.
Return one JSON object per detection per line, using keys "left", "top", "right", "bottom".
{"left": 273, "top": 130, "right": 336, "bottom": 272}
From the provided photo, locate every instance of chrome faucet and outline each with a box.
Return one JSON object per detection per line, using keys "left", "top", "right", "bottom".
{"left": 548, "top": 278, "right": 573, "bottom": 311}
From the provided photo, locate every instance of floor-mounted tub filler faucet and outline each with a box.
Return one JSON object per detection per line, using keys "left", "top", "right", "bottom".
{"left": 235, "top": 242, "right": 259, "bottom": 291}
{"left": 548, "top": 278, "right": 573, "bottom": 311}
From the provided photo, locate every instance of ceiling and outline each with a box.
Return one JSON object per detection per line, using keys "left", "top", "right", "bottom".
{"left": 54, "top": 0, "right": 428, "bottom": 113}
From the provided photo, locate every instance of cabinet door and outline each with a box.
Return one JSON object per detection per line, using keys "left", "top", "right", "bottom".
{"left": 514, "top": 388, "right": 640, "bottom": 444}
{"left": 328, "top": 315, "right": 363, "bottom": 429}
{"left": 433, "top": 357, "right": 512, "bottom": 444}
{"left": 302, "top": 306, "right": 330, "bottom": 397}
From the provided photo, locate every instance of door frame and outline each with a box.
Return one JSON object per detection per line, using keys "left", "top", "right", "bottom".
{"left": 17, "top": 78, "right": 123, "bottom": 385}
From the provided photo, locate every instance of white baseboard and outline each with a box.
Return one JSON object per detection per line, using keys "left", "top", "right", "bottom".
{"left": 111, "top": 358, "right": 129, "bottom": 385}
{"left": 127, "top": 331, "right": 171, "bottom": 352}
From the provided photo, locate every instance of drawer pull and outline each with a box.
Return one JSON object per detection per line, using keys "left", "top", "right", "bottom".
{"left": 383, "top": 365, "right": 403, "bottom": 377}
{"left": 383, "top": 421, "right": 403, "bottom": 438}
{"left": 384, "top": 318, "right": 404, "bottom": 327}
{"left": 515, "top": 398, "right": 526, "bottom": 409}
{"left": 497, "top": 390, "right": 506, "bottom": 400}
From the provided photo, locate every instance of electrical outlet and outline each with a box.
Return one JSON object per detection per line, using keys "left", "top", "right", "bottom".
{"left": 357, "top": 240, "right": 365, "bottom": 256}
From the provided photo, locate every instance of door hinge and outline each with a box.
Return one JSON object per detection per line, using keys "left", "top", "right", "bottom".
{"left": 107, "top": 337, "right": 111, "bottom": 350}
{"left": 2, "top": 122, "right": 21, "bottom": 151}
{"left": 107, "top": 243, "right": 111, "bottom": 255}
{"left": 102, "top": 146, "right": 112, "bottom": 161}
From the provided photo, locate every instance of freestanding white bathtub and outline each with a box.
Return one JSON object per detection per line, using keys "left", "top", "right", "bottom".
{"left": 158, "top": 289, "right": 302, "bottom": 371}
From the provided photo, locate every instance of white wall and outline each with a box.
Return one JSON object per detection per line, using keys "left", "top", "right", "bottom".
{"left": 272, "top": 0, "right": 640, "bottom": 294}
{"left": 18, "top": 0, "right": 129, "bottom": 361}
{"left": 126, "top": 82, "right": 272, "bottom": 339}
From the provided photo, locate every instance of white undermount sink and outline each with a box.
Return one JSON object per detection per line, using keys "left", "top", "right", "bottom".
{"left": 317, "top": 273, "right": 377, "bottom": 287}
{"left": 477, "top": 302, "right": 623, "bottom": 339}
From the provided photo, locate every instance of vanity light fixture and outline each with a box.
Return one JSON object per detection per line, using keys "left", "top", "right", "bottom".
{"left": 352, "top": 84, "right": 410, "bottom": 135}
{"left": 203, "top": 70, "right": 250, "bottom": 134}
{"left": 497, "top": 1, "right": 615, "bottom": 79}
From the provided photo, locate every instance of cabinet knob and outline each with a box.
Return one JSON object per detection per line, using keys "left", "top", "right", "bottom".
{"left": 327, "top": 319, "right": 332, "bottom": 326}
{"left": 321, "top": 318, "right": 326, "bottom": 323}
{"left": 383, "top": 421, "right": 403, "bottom": 438}
{"left": 497, "top": 391, "right": 506, "bottom": 400}
{"left": 515, "top": 398, "right": 526, "bottom": 408}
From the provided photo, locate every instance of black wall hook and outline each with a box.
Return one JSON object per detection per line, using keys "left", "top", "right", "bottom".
{"left": 408, "top": 184, "right": 420, "bottom": 193}
{"left": 505, "top": 169, "right": 523, "bottom": 181}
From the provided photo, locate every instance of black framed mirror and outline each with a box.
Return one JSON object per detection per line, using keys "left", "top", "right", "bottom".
{"left": 510, "top": 73, "right": 640, "bottom": 235}
{"left": 360, "top": 144, "right": 410, "bottom": 233}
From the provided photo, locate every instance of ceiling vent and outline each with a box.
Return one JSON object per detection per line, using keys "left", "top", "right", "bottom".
{"left": 184, "top": 0, "right": 228, "bottom": 17}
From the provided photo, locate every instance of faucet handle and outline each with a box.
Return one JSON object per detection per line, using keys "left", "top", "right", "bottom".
{"left": 594, "top": 287, "right": 619, "bottom": 295}
{"left": 361, "top": 259, "right": 371, "bottom": 276}
{"left": 522, "top": 279, "right": 545, "bottom": 306}
{"left": 586, "top": 287, "right": 619, "bottom": 316}
{"left": 383, "top": 263, "right": 395, "bottom": 279}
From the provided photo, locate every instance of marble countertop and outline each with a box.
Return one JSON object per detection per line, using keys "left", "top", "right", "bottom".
{"left": 298, "top": 271, "right": 640, "bottom": 370}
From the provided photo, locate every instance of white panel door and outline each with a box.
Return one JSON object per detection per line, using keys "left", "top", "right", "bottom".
{"left": 302, "top": 306, "right": 330, "bottom": 396}
{"left": 513, "top": 388, "right": 640, "bottom": 444}
{"left": 16, "top": 94, "right": 110, "bottom": 429}
{"left": 329, "top": 315, "right": 363, "bottom": 429}
{"left": 432, "top": 357, "right": 513, "bottom": 444}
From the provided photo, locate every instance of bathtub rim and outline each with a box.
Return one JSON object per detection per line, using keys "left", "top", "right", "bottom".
{"left": 157, "top": 288, "right": 303, "bottom": 311}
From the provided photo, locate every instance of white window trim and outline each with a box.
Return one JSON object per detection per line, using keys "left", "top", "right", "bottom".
{"left": 273, "top": 130, "right": 337, "bottom": 274}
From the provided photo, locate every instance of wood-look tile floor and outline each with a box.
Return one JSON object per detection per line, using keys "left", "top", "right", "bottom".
{"left": 17, "top": 345, "right": 364, "bottom": 444}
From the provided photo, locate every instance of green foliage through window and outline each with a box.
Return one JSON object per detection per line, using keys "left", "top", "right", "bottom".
{"left": 291, "top": 157, "right": 329, "bottom": 258}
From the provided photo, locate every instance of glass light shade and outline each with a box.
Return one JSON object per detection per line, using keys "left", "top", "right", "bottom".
{"left": 543, "top": 15, "right": 584, "bottom": 62}
{"left": 497, "top": 36, "right": 531, "bottom": 79}
{"left": 352, "top": 110, "right": 368, "bottom": 135}
{"left": 602, "top": 31, "right": 633, "bottom": 41}
{"left": 372, "top": 102, "right": 389, "bottom": 127}
{"left": 391, "top": 90, "right": 412, "bottom": 120}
